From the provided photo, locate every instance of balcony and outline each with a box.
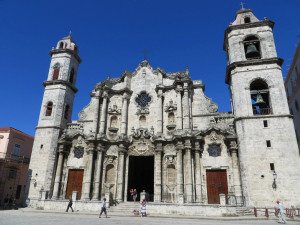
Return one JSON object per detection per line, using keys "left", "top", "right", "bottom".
{"left": 0, "top": 153, "right": 30, "bottom": 165}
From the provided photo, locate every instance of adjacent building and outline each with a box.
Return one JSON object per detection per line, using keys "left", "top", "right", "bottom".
{"left": 28, "top": 8, "right": 300, "bottom": 214}
{"left": 285, "top": 43, "right": 300, "bottom": 153}
{"left": 0, "top": 127, "right": 34, "bottom": 207}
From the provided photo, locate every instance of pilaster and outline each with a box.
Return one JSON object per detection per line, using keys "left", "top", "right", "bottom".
{"left": 82, "top": 142, "right": 95, "bottom": 200}
{"left": 176, "top": 141, "right": 184, "bottom": 203}
{"left": 154, "top": 142, "right": 162, "bottom": 202}
{"left": 52, "top": 144, "right": 65, "bottom": 200}
{"left": 92, "top": 143, "right": 104, "bottom": 200}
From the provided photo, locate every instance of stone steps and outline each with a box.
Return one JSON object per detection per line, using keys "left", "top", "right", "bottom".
{"left": 236, "top": 207, "right": 253, "bottom": 216}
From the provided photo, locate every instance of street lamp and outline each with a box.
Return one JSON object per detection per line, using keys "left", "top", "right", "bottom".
{"left": 272, "top": 171, "right": 277, "bottom": 190}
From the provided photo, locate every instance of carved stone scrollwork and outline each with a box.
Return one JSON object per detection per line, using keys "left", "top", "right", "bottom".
{"left": 104, "top": 155, "right": 117, "bottom": 165}
{"left": 165, "top": 100, "right": 177, "bottom": 113}
{"left": 129, "top": 141, "right": 155, "bottom": 156}
{"left": 136, "top": 107, "right": 149, "bottom": 115}
{"left": 209, "top": 131, "right": 221, "bottom": 142}
{"left": 108, "top": 104, "right": 121, "bottom": 115}
{"left": 164, "top": 155, "right": 176, "bottom": 164}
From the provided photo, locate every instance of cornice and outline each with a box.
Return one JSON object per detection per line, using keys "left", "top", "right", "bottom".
{"left": 50, "top": 49, "right": 81, "bottom": 63}
{"left": 225, "top": 57, "right": 284, "bottom": 84}
{"left": 43, "top": 80, "right": 78, "bottom": 93}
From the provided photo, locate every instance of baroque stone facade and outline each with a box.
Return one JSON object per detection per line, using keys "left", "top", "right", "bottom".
{"left": 28, "top": 8, "right": 300, "bottom": 210}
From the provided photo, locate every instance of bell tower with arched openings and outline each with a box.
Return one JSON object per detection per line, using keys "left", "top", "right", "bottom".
{"left": 28, "top": 35, "right": 81, "bottom": 204}
{"left": 224, "top": 8, "right": 300, "bottom": 207}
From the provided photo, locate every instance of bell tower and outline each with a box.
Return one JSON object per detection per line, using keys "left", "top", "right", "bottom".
{"left": 28, "top": 35, "right": 81, "bottom": 205}
{"left": 224, "top": 8, "right": 300, "bottom": 207}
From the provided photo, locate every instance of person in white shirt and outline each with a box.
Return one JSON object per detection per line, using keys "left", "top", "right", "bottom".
{"left": 276, "top": 200, "right": 287, "bottom": 224}
{"left": 99, "top": 198, "right": 107, "bottom": 218}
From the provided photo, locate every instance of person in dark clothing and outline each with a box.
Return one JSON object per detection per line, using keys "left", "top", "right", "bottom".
{"left": 66, "top": 198, "right": 74, "bottom": 212}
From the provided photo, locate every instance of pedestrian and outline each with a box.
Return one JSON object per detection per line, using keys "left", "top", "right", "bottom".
{"left": 8, "top": 195, "right": 13, "bottom": 209}
{"left": 276, "top": 200, "right": 287, "bottom": 224}
{"left": 3, "top": 194, "right": 9, "bottom": 210}
{"left": 140, "top": 199, "right": 147, "bottom": 217}
{"left": 133, "top": 189, "right": 137, "bottom": 202}
{"left": 99, "top": 198, "right": 108, "bottom": 218}
{"left": 129, "top": 189, "right": 134, "bottom": 201}
{"left": 65, "top": 198, "right": 74, "bottom": 212}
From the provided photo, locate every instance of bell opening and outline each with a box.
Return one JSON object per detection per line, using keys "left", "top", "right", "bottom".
{"left": 243, "top": 36, "right": 261, "bottom": 60}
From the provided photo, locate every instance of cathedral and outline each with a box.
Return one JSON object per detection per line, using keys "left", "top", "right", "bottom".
{"left": 28, "top": 8, "right": 300, "bottom": 214}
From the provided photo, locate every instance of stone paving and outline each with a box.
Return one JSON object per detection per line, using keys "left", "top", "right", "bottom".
{"left": 1, "top": 210, "right": 300, "bottom": 225}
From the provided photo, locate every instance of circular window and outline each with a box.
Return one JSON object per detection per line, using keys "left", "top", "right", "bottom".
{"left": 135, "top": 91, "right": 151, "bottom": 108}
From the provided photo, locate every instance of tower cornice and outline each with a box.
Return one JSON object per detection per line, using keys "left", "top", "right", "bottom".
{"left": 43, "top": 80, "right": 78, "bottom": 93}
{"left": 225, "top": 57, "right": 283, "bottom": 84}
{"left": 50, "top": 49, "right": 81, "bottom": 63}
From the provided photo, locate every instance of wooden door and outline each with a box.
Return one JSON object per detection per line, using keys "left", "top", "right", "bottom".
{"left": 206, "top": 170, "right": 228, "bottom": 204}
{"left": 66, "top": 169, "right": 84, "bottom": 200}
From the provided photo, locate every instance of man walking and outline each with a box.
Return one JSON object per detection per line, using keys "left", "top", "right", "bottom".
{"left": 66, "top": 198, "right": 74, "bottom": 212}
{"left": 99, "top": 198, "right": 108, "bottom": 218}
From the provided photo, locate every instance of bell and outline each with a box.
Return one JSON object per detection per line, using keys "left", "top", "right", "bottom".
{"left": 254, "top": 93, "right": 266, "bottom": 106}
{"left": 246, "top": 43, "right": 260, "bottom": 58}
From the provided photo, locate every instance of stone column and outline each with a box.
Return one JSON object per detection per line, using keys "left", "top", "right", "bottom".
{"left": 116, "top": 144, "right": 126, "bottom": 201}
{"left": 194, "top": 141, "right": 202, "bottom": 202}
{"left": 82, "top": 142, "right": 94, "bottom": 200}
{"left": 154, "top": 143, "right": 162, "bottom": 202}
{"left": 182, "top": 83, "right": 190, "bottom": 129}
{"left": 93, "top": 90, "right": 101, "bottom": 134}
{"left": 176, "top": 141, "right": 184, "bottom": 203}
{"left": 120, "top": 93, "right": 129, "bottom": 135}
{"left": 157, "top": 90, "right": 163, "bottom": 135}
{"left": 185, "top": 139, "right": 193, "bottom": 203}
{"left": 92, "top": 143, "right": 104, "bottom": 200}
{"left": 52, "top": 144, "right": 65, "bottom": 199}
{"left": 230, "top": 140, "right": 242, "bottom": 197}
{"left": 99, "top": 91, "right": 108, "bottom": 135}
{"left": 176, "top": 85, "right": 183, "bottom": 130}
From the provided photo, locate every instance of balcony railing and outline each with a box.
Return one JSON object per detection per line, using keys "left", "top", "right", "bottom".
{"left": 0, "top": 153, "right": 30, "bottom": 164}
{"left": 253, "top": 107, "right": 272, "bottom": 115}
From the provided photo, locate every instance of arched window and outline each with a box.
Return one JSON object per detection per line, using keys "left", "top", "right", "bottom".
{"left": 244, "top": 17, "right": 251, "bottom": 23}
{"left": 139, "top": 115, "right": 146, "bottom": 128}
{"left": 64, "top": 104, "right": 70, "bottom": 119}
{"left": 250, "top": 79, "right": 271, "bottom": 115}
{"left": 59, "top": 42, "right": 64, "bottom": 49}
{"left": 69, "top": 68, "right": 75, "bottom": 84}
{"left": 110, "top": 116, "right": 118, "bottom": 128}
{"left": 45, "top": 102, "right": 53, "bottom": 116}
{"left": 105, "top": 164, "right": 115, "bottom": 183}
{"left": 52, "top": 64, "right": 60, "bottom": 80}
{"left": 243, "top": 36, "right": 261, "bottom": 60}
{"left": 168, "top": 112, "right": 175, "bottom": 124}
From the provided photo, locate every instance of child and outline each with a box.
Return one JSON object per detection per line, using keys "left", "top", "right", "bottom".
{"left": 99, "top": 198, "right": 108, "bottom": 218}
{"left": 140, "top": 199, "right": 147, "bottom": 217}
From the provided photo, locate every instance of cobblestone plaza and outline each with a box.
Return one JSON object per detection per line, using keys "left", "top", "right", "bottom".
{"left": 1, "top": 210, "right": 299, "bottom": 225}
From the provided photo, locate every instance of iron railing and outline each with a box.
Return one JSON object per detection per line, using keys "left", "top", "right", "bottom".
{"left": 254, "top": 207, "right": 300, "bottom": 219}
{"left": 253, "top": 108, "right": 272, "bottom": 115}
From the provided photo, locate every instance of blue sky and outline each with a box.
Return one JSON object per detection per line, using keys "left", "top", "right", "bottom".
{"left": 0, "top": 0, "right": 299, "bottom": 136}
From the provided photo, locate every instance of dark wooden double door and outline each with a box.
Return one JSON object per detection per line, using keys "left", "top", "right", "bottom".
{"left": 206, "top": 170, "right": 228, "bottom": 204}
{"left": 66, "top": 169, "right": 84, "bottom": 200}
